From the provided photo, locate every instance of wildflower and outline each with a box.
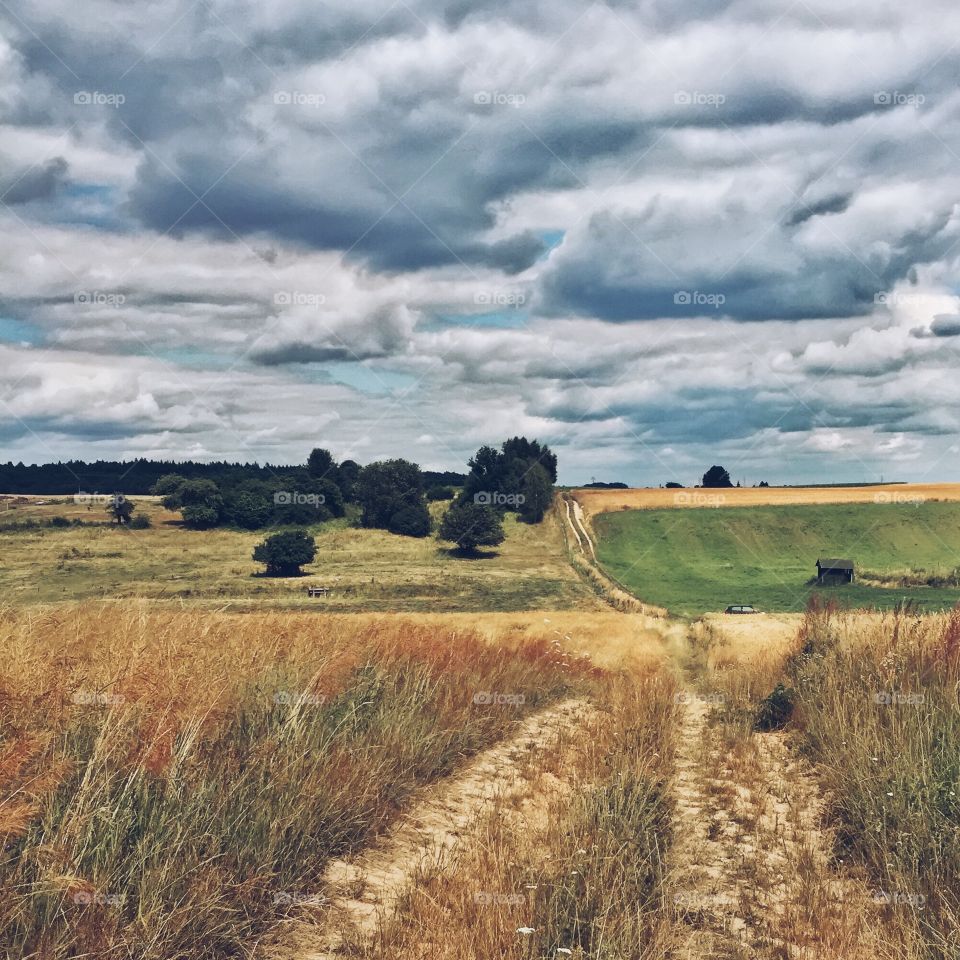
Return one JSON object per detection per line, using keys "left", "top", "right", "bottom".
{"left": 517, "top": 927, "right": 536, "bottom": 935}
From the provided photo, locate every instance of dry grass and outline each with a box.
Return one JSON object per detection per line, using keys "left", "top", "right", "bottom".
{"left": 574, "top": 482, "right": 960, "bottom": 517}
{"left": 0, "top": 498, "right": 601, "bottom": 611}
{"left": 696, "top": 601, "right": 960, "bottom": 958}
{"left": 0, "top": 603, "right": 607, "bottom": 959}
{"left": 365, "top": 669, "right": 679, "bottom": 959}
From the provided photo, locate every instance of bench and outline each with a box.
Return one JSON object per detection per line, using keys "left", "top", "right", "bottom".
{"left": 306, "top": 586, "right": 329, "bottom": 597}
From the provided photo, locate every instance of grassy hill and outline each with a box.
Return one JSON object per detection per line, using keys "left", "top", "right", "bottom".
{"left": 593, "top": 501, "right": 960, "bottom": 615}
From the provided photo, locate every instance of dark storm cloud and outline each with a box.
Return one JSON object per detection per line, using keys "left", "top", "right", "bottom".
{"left": 0, "top": 157, "right": 68, "bottom": 204}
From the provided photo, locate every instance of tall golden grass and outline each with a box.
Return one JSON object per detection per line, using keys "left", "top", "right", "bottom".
{"left": 786, "top": 601, "right": 960, "bottom": 957}
{"left": 0, "top": 603, "right": 601, "bottom": 958}
{"left": 373, "top": 669, "right": 679, "bottom": 958}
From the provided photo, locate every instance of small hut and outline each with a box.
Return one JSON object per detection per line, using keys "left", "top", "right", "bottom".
{"left": 816, "top": 558, "right": 854, "bottom": 584}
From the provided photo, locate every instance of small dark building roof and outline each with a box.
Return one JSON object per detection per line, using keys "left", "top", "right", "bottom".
{"left": 817, "top": 558, "right": 854, "bottom": 570}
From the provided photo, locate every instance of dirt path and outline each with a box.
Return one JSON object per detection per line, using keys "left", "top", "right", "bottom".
{"left": 260, "top": 698, "right": 594, "bottom": 960}
{"left": 669, "top": 689, "right": 888, "bottom": 959}
{"left": 567, "top": 497, "right": 597, "bottom": 561}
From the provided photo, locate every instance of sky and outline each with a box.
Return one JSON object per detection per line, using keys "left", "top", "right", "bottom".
{"left": 1, "top": 0, "right": 960, "bottom": 486}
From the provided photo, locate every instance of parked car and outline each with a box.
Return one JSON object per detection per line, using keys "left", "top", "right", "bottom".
{"left": 724, "top": 604, "right": 758, "bottom": 614}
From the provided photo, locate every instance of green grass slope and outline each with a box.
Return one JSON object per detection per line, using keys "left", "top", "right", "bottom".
{"left": 593, "top": 501, "right": 960, "bottom": 615}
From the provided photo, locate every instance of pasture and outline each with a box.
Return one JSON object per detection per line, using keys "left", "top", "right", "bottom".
{"left": 591, "top": 500, "right": 960, "bottom": 615}
{"left": 0, "top": 496, "right": 600, "bottom": 612}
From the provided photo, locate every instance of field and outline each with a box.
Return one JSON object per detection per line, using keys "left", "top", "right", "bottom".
{"left": 591, "top": 500, "right": 960, "bottom": 616}
{"left": 1, "top": 486, "right": 958, "bottom": 958}
{"left": 575, "top": 482, "right": 960, "bottom": 515}
{"left": 0, "top": 497, "right": 599, "bottom": 612}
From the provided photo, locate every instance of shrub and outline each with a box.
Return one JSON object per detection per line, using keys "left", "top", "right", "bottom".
{"left": 49, "top": 515, "right": 71, "bottom": 528}
{"left": 426, "top": 485, "right": 455, "bottom": 501}
{"left": 129, "top": 513, "right": 151, "bottom": 529}
{"left": 181, "top": 505, "right": 220, "bottom": 530}
{"left": 252, "top": 530, "right": 317, "bottom": 576}
{"left": 439, "top": 502, "right": 505, "bottom": 553}
{"left": 754, "top": 683, "right": 795, "bottom": 731}
{"left": 387, "top": 502, "right": 432, "bottom": 538}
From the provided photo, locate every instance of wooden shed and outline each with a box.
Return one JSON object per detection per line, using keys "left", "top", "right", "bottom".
{"left": 816, "top": 558, "right": 854, "bottom": 584}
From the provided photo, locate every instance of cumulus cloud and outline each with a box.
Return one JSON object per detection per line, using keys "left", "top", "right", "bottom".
{"left": 1, "top": 0, "right": 960, "bottom": 481}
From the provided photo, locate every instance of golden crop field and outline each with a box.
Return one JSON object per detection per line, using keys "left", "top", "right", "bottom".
{"left": 574, "top": 482, "right": 960, "bottom": 517}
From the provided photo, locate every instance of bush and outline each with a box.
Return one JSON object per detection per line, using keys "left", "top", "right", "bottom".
{"left": 426, "top": 485, "right": 455, "bottom": 501}
{"left": 388, "top": 502, "right": 432, "bottom": 538}
{"left": 129, "top": 513, "right": 151, "bottom": 529}
{"left": 252, "top": 530, "right": 317, "bottom": 576}
{"left": 439, "top": 502, "right": 505, "bottom": 553}
{"left": 181, "top": 505, "right": 220, "bottom": 530}
{"left": 49, "top": 515, "right": 71, "bottom": 528}
{"left": 754, "top": 683, "right": 795, "bottom": 731}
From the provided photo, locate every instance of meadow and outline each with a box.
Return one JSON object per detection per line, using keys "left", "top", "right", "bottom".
{"left": 0, "top": 497, "right": 599, "bottom": 612}
{"left": 592, "top": 500, "right": 960, "bottom": 616}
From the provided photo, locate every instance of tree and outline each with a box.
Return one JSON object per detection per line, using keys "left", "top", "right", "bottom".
{"left": 388, "top": 502, "right": 432, "bottom": 537}
{"left": 701, "top": 465, "right": 733, "bottom": 488}
{"left": 307, "top": 448, "right": 337, "bottom": 480}
{"left": 439, "top": 502, "right": 505, "bottom": 553}
{"left": 460, "top": 437, "right": 557, "bottom": 523}
{"left": 106, "top": 493, "right": 134, "bottom": 524}
{"left": 519, "top": 463, "right": 553, "bottom": 523}
{"left": 252, "top": 530, "right": 317, "bottom": 576}
{"left": 356, "top": 459, "right": 429, "bottom": 535}
{"left": 426, "top": 485, "right": 455, "bottom": 501}
{"left": 167, "top": 479, "right": 224, "bottom": 528}
{"left": 336, "top": 459, "right": 360, "bottom": 502}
